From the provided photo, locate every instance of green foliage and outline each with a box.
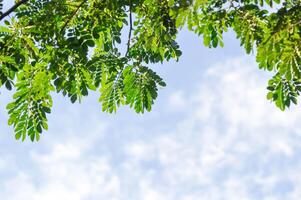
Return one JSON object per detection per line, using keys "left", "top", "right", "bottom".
{"left": 266, "top": 74, "right": 301, "bottom": 111}
{"left": 0, "top": 0, "right": 300, "bottom": 141}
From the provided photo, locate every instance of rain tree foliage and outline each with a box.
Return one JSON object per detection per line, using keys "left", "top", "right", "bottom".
{"left": 0, "top": 0, "right": 300, "bottom": 141}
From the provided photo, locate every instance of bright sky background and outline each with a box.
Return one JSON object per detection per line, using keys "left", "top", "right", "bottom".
{"left": 1, "top": 2, "right": 301, "bottom": 200}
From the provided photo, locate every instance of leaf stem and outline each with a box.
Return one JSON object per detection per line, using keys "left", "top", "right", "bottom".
{"left": 125, "top": 0, "right": 133, "bottom": 57}
{"left": 60, "top": 0, "right": 87, "bottom": 34}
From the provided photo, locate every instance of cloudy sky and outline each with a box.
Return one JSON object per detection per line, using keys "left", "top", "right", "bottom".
{"left": 1, "top": 2, "right": 301, "bottom": 200}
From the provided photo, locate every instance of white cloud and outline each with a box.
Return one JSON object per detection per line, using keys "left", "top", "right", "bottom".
{"left": 1, "top": 56, "right": 301, "bottom": 200}
{"left": 118, "top": 57, "right": 301, "bottom": 199}
{"left": 0, "top": 116, "right": 120, "bottom": 200}
{"left": 168, "top": 91, "right": 187, "bottom": 111}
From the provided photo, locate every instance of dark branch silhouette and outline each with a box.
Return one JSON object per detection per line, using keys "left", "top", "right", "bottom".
{"left": 0, "top": 0, "right": 29, "bottom": 21}
{"left": 126, "top": 0, "right": 133, "bottom": 56}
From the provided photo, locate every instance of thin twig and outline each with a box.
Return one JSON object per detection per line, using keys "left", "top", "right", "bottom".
{"left": 126, "top": 0, "right": 133, "bottom": 56}
{"left": 60, "top": 0, "right": 87, "bottom": 34}
{"left": 0, "top": 0, "right": 29, "bottom": 21}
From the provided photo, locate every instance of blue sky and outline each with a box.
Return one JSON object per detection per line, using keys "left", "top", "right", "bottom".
{"left": 1, "top": 2, "right": 301, "bottom": 200}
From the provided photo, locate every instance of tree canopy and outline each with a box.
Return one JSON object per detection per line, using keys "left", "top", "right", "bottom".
{"left": 0, "top": 0, "right": 300, "bottom": 141}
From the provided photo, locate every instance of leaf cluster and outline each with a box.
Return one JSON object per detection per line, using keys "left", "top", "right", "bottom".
{"left": 0, "top": 0, "right": 300, "bottom": 141}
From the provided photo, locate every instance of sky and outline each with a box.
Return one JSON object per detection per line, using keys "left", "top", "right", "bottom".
{"left": 1, "top": 2, "right": 301, "bottom": 200}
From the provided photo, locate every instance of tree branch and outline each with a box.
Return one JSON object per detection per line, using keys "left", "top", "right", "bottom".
{"left": 0, "top": 0, "right": 29, "bottom": 21}
{"left": 125, "top": 0, "right": 133, "bottom": 57}
{"left": 60, "top": 0, "right": 87, "bottom": 34}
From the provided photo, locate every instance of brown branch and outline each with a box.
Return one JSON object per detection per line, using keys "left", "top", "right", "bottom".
{"left": 60, "top": 0, "right": 87, "bottom": 34}
{"left": 125, "top": 0, "right": 133, "bottom": 57}
{"left": 0, "top": 0, "right": 29, "bottom": 21}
